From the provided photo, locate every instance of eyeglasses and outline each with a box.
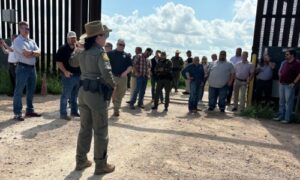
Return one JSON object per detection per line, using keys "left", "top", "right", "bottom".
{"left": 118, "top": 44, "right": 125, "bottom": 47}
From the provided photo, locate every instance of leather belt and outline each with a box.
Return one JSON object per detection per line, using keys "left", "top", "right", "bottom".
{"left": 18, "top": 62, "right": 34, "bottom": 67}
{"left": 9, "top": 62, "right": 17, "bottom": 66}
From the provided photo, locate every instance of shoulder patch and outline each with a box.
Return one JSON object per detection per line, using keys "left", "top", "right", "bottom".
{"left": 102, "top": 52, "right": 110, "bottom": 62}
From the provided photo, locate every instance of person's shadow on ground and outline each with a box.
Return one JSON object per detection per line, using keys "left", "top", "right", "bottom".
{"left": 21, "top": 118, "right": 68, "bottom": 139}
{"left": 0, "top": 118, "right": 20, "bottom": 133}
{"left": 64, "top": 170, "right": 82, "bottom": 180}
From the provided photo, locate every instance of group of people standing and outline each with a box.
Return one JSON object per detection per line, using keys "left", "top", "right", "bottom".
{"left": 1, "top": 21, "right": 299, "bottom": 123}
{"left": 1, "top": 19, "right": 300, "bottom": 177}
{"left": 104, "top": 43, "right": 256, "bottom": 114}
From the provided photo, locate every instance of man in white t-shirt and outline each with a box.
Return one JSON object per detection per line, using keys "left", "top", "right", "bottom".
{"left": 0, "top": 34, "right": 18, "bottom": 96}
{"left": 227, "top": 47, "right": 242, "bottom": 105}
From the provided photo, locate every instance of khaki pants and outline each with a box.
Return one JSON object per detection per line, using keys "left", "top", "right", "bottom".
{"left": 233, "top": 79, "right": 247, "bottom": 110}
{"left": 113, "top": 76, "right": 127, "bottom": 113}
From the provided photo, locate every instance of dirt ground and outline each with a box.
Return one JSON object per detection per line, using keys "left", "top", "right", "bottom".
{"left": 1, "top": 90, "right": 300, "bottom": 180}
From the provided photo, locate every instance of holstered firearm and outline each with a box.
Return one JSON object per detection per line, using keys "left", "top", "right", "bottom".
{"left": 100, "top": 82, "right": 113, "bottom": 101}
{"left": 80, "top": 79, "right": 114, "bottom": 101}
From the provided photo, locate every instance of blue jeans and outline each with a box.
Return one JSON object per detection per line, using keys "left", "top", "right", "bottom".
{"left": 189, "top": 81, "right": 201, "bottom": 111}
{"left": 13, "top": 64, "right": 36, "bottom": 115}
{"left": 130, "top": 76, "right": 148, "bottom": 106}
{"left": 208, "top": 85, "right": 228, "bottom": 110}
{"left": 151, "top": 76, "right": 163, "bottom": 101}
{"left": 278, "top": 84, "right": 295, "bottom": 122}
{"left": 60, "top": 74, "right": 80, "bottom": 116}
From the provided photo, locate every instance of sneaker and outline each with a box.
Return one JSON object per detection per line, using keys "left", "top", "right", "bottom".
{"left": 14, "top": 115, "right": 24, "bottom": 121}
{"left": 182, "top": 91, "right": 190, "bottom": 95}
{"left": 60, "top": 115, "right": 71, "bottom": 120}
{"left": 273, "top": 116, "right": 282, "bottom": 121}
{"left": 25, "top": 112, "right": 42, "bottom": 118}
{"left": 220, "top": 109, "right": 225, "bottom": 113}
{"left": 280, "top": 120, "right": 290, "bottom": 124}
{"left": 94, "top": 163, "right": 115, "bottom": 175}
{"left": 71, "top": 113, "right": 80, "bottom": 117}
{"left": 151, "top": 106, "right": 157, "bottom": 110}
{"left": 164, "top": 108, "right": 168, "bottom": 112}
{"left": 75, "top": 160, "right": 92, "bottom": 171}
{"left": 232, "top": 107, "right": 237, "bottom": 111}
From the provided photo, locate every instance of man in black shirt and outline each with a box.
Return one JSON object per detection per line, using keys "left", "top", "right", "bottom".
{"left": 108, "top": 39, "right": 132, "bottom": 116}
{"left": 55, "top": 31, "right": 81, "bottom": 120}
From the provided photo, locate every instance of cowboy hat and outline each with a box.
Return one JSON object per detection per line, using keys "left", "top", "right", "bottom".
{"left": 80, "top": 20, "right": 112, "bottom": 39}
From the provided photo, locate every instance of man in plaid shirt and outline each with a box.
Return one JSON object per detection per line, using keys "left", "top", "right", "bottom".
{"left": 130, "top": 48, "right": 153, "bottom": 109}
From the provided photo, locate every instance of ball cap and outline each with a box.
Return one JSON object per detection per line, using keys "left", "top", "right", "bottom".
{"left": 67, "top": 31, "right": 77, "bottom": 38}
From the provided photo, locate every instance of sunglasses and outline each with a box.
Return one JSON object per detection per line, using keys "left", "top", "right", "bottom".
{"left": 118, "top": 44, "right": 125, "bottom": 47}
{"left": 22, "top": 27, "right": 30, "bottom": 31}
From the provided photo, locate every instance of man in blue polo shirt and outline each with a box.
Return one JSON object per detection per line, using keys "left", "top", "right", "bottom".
{"left": 108, "top": 39, "right": 132, "bottom": 116}
{"left": 13, "top": 21, "right": 41, "bottom": 121}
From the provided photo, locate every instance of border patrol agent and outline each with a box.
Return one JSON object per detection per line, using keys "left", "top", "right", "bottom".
{"left": 69, "top": 21, "right": 115, "bottom": 175}
{"left": 151, "top": 51, "right": 173, "bottom": 111}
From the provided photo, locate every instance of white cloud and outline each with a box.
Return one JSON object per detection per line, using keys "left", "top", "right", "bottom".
{"left": 102, "top": 1, "right": 257, "bottom": 60}
{"left": 233, "top": 0, "right": 257, "bottom": 22}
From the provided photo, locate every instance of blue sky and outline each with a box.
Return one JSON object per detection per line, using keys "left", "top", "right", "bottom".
{"left": 103, "top": 0, "right": 236, "bottom": 21}
{"left": 102, "top": 0, "right": 257, "bottom": 60}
